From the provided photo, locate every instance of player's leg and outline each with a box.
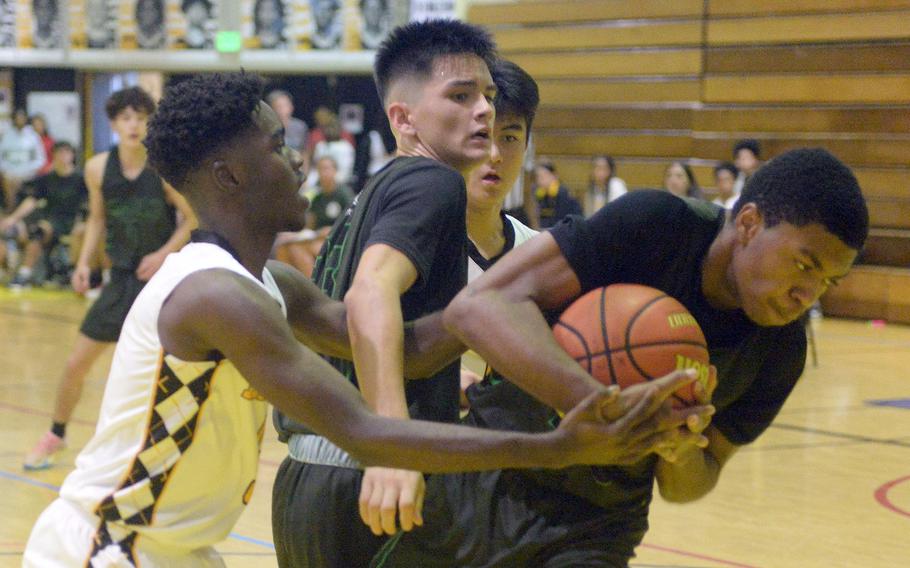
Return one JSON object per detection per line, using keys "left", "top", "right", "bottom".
{"left": 10, "top": 220, "right": 53, "bottom": 286}
{"left": 273, "top": 455, "right": 386, "bottom": 567}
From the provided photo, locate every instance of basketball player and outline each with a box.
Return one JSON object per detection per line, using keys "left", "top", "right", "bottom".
{"left": 271, "top": 21, "right": 711, "bottom": 568}
{"left": 24, "top": 87, "right": 196, "bottom": 470}
{"left": 377, "top": 147, "right": 869, "bottom": 566}
{"left": 23, "top": 72, "right": 709, "bottom": 568}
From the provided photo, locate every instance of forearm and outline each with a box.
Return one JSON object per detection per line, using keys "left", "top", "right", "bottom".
{"left": 348, "top": 414, "right": 566, "bottom": 472}
{"left": 402, "top": 311, "right": 466, "bottom": 379}
{"left": 655, "top": 446, "right": 721, "bottom": 503}
{"left": 76, "top": 215, "right": 104, "bottom": 266}
{"left": 6, "top": 197, "right": 37, "bottom": 224}
{"left": 346, "top": 280, "right": 409, "bottom": 417}
{"left": 444, "top": 289, "right": 600, "bottom": 413}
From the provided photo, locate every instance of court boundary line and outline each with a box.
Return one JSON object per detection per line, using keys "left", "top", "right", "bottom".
{"left": 873, "top": 475, "right": 910, "bottom": 519}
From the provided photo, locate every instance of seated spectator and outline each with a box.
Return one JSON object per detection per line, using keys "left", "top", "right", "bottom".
{"left": 663, "top": 160, "right": 704, "bottom": 200}
{"left": 712, "top": 161, "right": 739, "bottom": 209}
{"left": 0, "top": 141, "right": 86, "bottom": 287}
{"left": 306, "top": 156, "right": 354, "bottom": 231}
{"left": 0, "top": 109, "right": 45, "bottom": 211}
{"left": 534, "top": 158, "right": 581, "bottom": 228}
{"left": 310, "top": 118, "right": 355, "bottom": 187}
{"left": 30, "top": 113, "right": 54, "bottom": 175}
{"left": 733, "top": 138, "right": 762, "bottom": 195}
{"left": 306, "top": 106, "right": 356, "bottom": 159}
{"left": 584, "top": 154, "right": 627, "bottom": 216}
{"left": 266, "top": 89, "right": 309, "bottom": 155}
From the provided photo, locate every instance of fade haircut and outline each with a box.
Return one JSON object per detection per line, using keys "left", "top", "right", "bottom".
{"left": 105, "top": 86, "right": 156, "bottom": 120}
{"left": 731, "top": 148, "right": 868, "bottom": 250}
{"left": 373, "top": 19, "right": 496, "bottom": 104}
{"left": 145, "top": 72, "right": 263, "bottom": 189}
{"left": 490, "top": 58, "right": 539, "bottom": 142}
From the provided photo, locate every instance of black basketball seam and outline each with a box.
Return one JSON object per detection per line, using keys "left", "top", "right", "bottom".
{"left": 600, "top": 287, "right": 619, "bottom": 386}
{"left": 587, "top": 339, "right": 708, "bottom": 359}
{"left": 554, "top": 321, "right": 593, "bottom": 373}
{"left": 625, "top": 293, "right": 670, "bottom": 381}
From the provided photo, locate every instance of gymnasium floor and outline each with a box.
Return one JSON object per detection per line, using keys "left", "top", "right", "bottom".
{"left": 1, "top": 287, "right": 908, "bottom": 567}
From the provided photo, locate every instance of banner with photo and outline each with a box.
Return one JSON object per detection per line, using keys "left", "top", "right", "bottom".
{"left": 409, "top": 0, "right": 456, "bottom": 23}
{"left": 17, "top": 0, "right": 64, "bottom": 48}
{"left": 0, "top": 1, "right": 15, "bottom": 47}
{"left": 173, "top": 0, "right": 218, "bottom": 49}
{"left": 71, "top": 0, "right": 118, "bottom": 49}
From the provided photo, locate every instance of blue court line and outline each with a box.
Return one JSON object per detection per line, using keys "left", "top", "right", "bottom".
{"left": 867, "top": 398, "right": 910, "bottom": 410}
{"left": 0, "top": 469, "right": 276, "bottom": 550}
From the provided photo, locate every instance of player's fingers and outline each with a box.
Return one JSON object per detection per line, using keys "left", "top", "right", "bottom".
{"left": 358, "top": 477, "right": 373, "bottom": 527}
{"left": 650, "top": 369, "right": 699, "bottom": 406}
{"left": 414, "top": 478, "right": 425, "bottom": 527}
{"left": 380, "top": 485, "right": 400, "bottom": 535}
{"left": 398, "top": 483, "right": 417, "bottom": 533}
{"left": 367, "top": 484, "right": 386, "bottom": 536}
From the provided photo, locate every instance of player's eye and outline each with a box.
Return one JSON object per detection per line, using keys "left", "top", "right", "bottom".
{"left": 451, "top": 92, "right": 469, "bottom": 103}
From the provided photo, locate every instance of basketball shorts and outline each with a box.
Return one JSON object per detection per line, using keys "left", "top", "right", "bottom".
{"left": 371, "top": 469, "right": 648, "bottom": 568}
{"left": 24, "top": 498, "right": 225, "bottom": 567}
{"left": 272, "top": 436, "right": 387, "bottom": 568}
{"left": 80, "top": 268, "right": 146, "bottom": 342}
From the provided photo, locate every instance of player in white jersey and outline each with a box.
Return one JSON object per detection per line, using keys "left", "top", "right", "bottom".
{"left": 24, "top": 72, "right": 712, "bottom": 567}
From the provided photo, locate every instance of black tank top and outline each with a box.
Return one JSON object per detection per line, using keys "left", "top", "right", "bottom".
{"left": 101, "top": 146, "right": 176, "bottom": 269}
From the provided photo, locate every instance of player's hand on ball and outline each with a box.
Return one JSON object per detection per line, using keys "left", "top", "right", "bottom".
{"left": 558, "top": 369, "right": 715, "bottom": 466}
{"left": 655, "top": 365, "right": 718, "bottom": 463}
{"left": 359, "top": 467, "right": 425, "bottom": 536}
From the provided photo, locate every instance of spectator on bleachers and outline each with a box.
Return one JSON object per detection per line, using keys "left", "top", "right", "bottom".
{"left": 733, "top": 138, "right": 762, "bottom": 196}
{"left": 585, "top": 154, "right": 627, "bottom": 216}
{"left": 30, "top": 113, "right": 54, "bottom": 175}
{"left": 267, "top": 89, "right": 309, "bottom": 174}
{"left": 663, "top": 160, "right": 704, "bottom": 200}
{"left": 712, "top": 161, "right": 739, "bottom": 209}
{"left": 307, "top": 156, "right": 353, "bottom": 231}
{"left": 0, "top": 109, "right": 45, "bottom": 211}
{"left": 310, "top": 118, "right": 355, "bottom": 187}
{"left": 0, "top": 141, "right": 86, "bottom": 287}
{"left": 534, "top": 157, "right": 581, "bottom": 228}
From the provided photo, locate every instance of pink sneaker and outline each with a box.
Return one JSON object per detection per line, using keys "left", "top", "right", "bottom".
{"left": 24, "top": 431, "right": 66, "bottom": 471}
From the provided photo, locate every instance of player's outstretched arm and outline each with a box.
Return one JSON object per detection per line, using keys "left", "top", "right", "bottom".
{"left": 444, "top": 232, "right": 604, "bottom": 412}
{"left": 157, "top": 269, "right": 710, "bottom": 472}
{"left": 267, "top": 259, "right": 466, "bottom": 378}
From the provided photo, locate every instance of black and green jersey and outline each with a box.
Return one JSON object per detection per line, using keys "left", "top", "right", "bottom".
{"left": 101, "top": 146, "right": 175, "bottom": 270}
{"left": 275, "top": 156, "right": 469, "bottom": 441}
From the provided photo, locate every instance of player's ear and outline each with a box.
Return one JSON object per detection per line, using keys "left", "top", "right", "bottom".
{"left": 211, "top": 159, "right": 241, "bottom": 193}
{"left": 734, "top": 202, "right": 763, "bottom": 244}
{"left": 387, "top": 102, "right": 414, "bottom": 137}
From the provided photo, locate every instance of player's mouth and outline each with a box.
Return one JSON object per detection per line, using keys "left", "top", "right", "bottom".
{"left": 470, "top": 129, "right": 490, "bottom": 143}
{"left": 481, "top": 171, "right": 501, "bottom": 186}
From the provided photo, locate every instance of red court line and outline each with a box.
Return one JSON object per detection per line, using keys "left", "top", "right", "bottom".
{"left": 873, "top": 474, "right": 910, "bottom": 519}
{"left": 640, "top": 542, "right": 760, "bottom": 568}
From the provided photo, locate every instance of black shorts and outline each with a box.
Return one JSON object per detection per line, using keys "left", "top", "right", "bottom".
{"left": 272, "top": 457, "right": 387, "bottom": 568}
{"left": 371, "top": 469, "right": 648, "bottom": 568}
{"left": 79, "top": 268, "right": 146, "bottom": 343}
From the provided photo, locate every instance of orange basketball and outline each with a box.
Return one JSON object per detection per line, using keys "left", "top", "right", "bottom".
{"left": 553, "top": 284, "right": 710, "bottom": 407}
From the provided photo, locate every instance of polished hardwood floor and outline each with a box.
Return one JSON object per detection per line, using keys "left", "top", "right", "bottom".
{"left": 1, "top": 287, "right": 908, "bottom": 567}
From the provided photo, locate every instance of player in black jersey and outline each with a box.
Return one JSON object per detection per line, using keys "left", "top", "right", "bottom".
{"left": 24, "top": 87, "right": 197, "bottom": 470}
{"left": 376, "top": 148, "right": 869, "bottom": 567}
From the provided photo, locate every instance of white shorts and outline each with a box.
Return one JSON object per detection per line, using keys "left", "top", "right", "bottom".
{"left": 24, "top": 498, "right": 225, "bottom": 568}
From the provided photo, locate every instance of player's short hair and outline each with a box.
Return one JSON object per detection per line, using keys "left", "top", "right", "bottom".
{"left": 537, "top": 157, "right": 556, "bottom": 174}
{"left": 490, "top": 59, "right": 539, "bottom": 141}
{"left": 105, "top": 86, "right": 156, "bottom": 120}
{"left": 374, "top": 19, "right": 496, "bottom": 104}
{"left": 145, "top": 72, "right": 263, "bottom": 189}
{"left": 714, "top": 161, "right": 738, "bottom": 178}
{"left": 732, "top": 148, "right": 868, "bottom": 250}
{"left": 733, "top": 138, "right": 761, "bottom": 159}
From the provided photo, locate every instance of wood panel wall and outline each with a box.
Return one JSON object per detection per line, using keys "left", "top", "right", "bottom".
{"left": 468, "top": 0, "right": 910, "bottom": 322}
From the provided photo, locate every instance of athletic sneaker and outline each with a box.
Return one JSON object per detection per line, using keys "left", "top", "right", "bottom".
{"left": 23, "top": 431, "right": 66, "bottom": 471}
{"left": 8, "top": 272, "right": 32, "bottom": 290}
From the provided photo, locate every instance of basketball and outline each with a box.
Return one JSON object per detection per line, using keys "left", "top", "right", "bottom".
{"left": 553, "top": 284, "right": 710, "bottom": 407}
